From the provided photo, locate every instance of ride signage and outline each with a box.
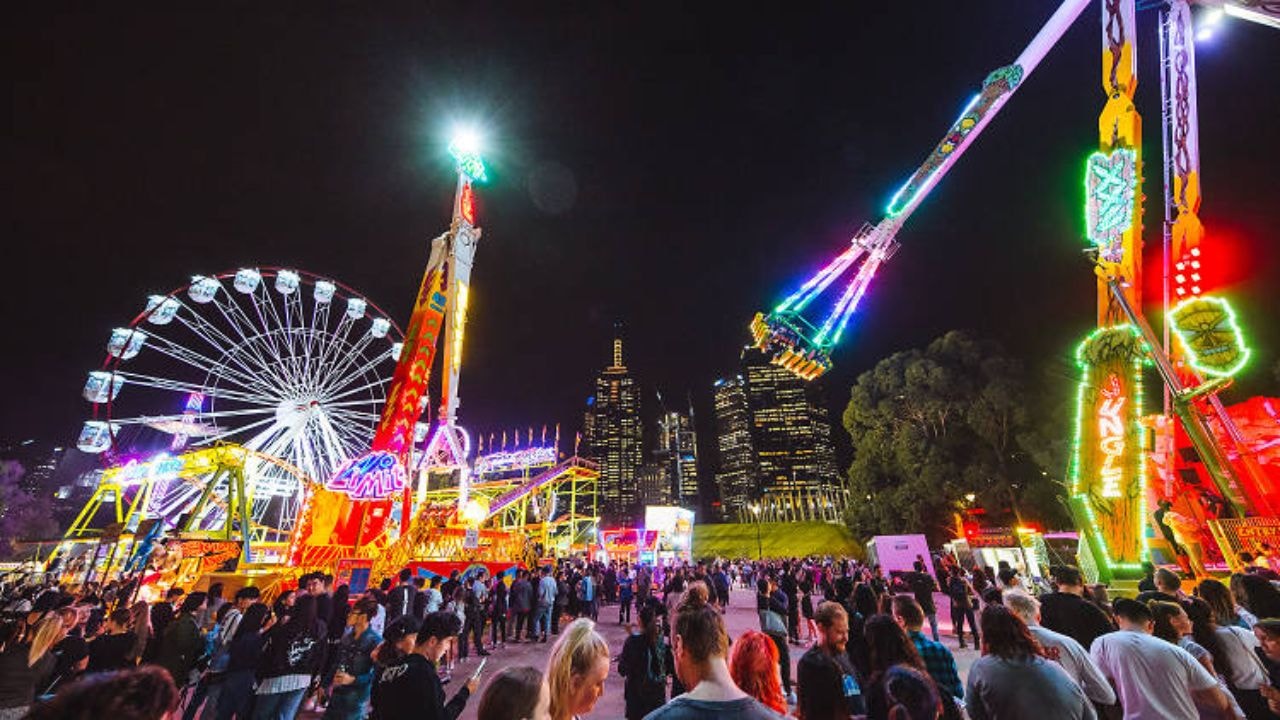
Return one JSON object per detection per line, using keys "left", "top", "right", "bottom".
{"left": 327, "top": 450, "right": 407, "bottom": 500}
{"left": 1069, "top": 325, "right": 1147, "bottom": 581}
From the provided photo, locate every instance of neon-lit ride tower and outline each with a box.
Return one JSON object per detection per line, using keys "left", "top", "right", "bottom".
{"left": 300, "top": 140, "right": 486, "bottom": 555}
{"left": 751, "top": 0, "right": 1092, "bottom": 381}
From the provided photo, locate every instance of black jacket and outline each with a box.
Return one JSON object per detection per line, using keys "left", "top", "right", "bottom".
{"left": 371, "top": 654, "right": 469, "bottom": 720}
{"left": 618, "top": 633, "right": 672, "bottom": 720}
{"left": 386, "top": 583, "right": 418, "bottom": 622}
{"left": 1038, "top": 591, "right": 1114, "bottom": 649}
{"left": 257, "top": 621, "right": 324, "bottom": 680}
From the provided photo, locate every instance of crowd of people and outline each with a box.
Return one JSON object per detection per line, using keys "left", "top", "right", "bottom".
{"left": 4, "top": 553, "right": 1280, "bottom": 720}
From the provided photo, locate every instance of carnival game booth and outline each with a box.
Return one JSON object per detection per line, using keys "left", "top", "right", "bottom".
{"left": 644, "top": 506, "right": 695, "bottom": 566}
{"left": 600, "top": 528, "right": 660, "bottom": 565}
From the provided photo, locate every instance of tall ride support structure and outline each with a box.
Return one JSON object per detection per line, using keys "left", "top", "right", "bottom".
{"left": 292, "top": 143, "right": 487, "bottom": 563}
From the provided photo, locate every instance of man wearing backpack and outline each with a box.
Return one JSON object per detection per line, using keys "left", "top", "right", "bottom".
{"left": 459, "top": 570, "right": 489, "bottom": 659}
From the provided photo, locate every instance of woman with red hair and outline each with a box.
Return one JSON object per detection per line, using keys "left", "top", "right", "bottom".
{"left": 728, "top": 630, "right": 787, "bottom": 715}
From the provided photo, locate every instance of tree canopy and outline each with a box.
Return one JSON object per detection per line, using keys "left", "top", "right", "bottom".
{"left": 842, "top": 330, "right": 1071, "bottom": 545}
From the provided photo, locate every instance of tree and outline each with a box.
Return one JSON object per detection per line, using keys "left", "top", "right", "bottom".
{"left": 0, "top": 460, "right": 57, "bottom": 559}
{"left": 842, "top": 331, "right": 1070, "bottom": 545}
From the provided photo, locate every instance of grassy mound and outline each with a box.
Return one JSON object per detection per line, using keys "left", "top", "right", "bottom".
{"left": 692, "top": 521, "right": 863, "bottom": 560}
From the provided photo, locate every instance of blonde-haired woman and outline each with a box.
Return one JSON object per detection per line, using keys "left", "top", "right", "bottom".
{"left": 0, "top": 615, "right": 67, "bottom": 719}
{"left": 546, "top": 617, "right": 610, "bottom": 720}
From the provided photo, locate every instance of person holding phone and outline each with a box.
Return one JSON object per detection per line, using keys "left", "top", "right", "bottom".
{"left": 371, "top": 611, "right": 478, "bottom": 720}
{"left": 323, "top": 597, "right": 382, "bottom": 720}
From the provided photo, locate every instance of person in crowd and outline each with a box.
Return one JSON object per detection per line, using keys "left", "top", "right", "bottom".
{"left": 891, "top": 595, "right": 961, "bottom": 701}
{"left": 86, "top": 607, "right": 135, "bottom": 673}
{"left": 860, "top": 614, "right": 950, "bottom": 720}
{"left": 619, "top": 567, "right": 635, "bottom": 625}
{"left": 546, "top": 618, "right": 610, "bottom": 720}
{"left": 846, "top": 583, "right": 877, "bottom": 678}
{"left": 796, "top": 651, "right": 851, "bottom": 720}
{"left": 944, "top": 566, "right": 979, "bottom": 649}
{"left": 511, "top": 570, "right": 534, "bottom": 642}
{"left": 24, "top": 665, "right": 179, "bottom": 720}
{"left": 387, "top": 569, "right": 418, "bottom": 623}
{"left": 254, "top": 594, "right": 324, "bottom": 720}
{"left": 757, "top": 575, "right": 793, "bottom": 701}
{"left": 155, "top": 590, "right": 207, "bottom": 689}
{"left": 0, "top": 615, "right": 65, "bottom": 719}
{"left": 198, "top": 583, "right": 226, "bottom": 630}
{"left": 774, "top": 564, "right": 797, "bottom": 645}
{"left": 47, "top": 606, "right": 90, "bottom": 692}
{"left": 1090, "top": 597, "right": 1231, "bottom": 720}
{"left": 904, "top": 562, "right": 940, "bottom": 643}
{"left": 1253, "top": 619, "right": 1280, "bottom": 715}
{"left": 554, "top": 570, "right": 571, "bottom": 635}
{"left": 1038, "top": 566, "right": 1115, "bottom": 650}
{"left": 220, "top": 587, "right": 261, "bottom": 651}
{"left": 576, "top": 568, "right": 598, "bottom": 622}
{"left": 1149, "top": 600, "right": 1248, "bottom": 719}
{"left": 148, "top": 587, "right": 185, "bottom": 660}
{"left": 1002, "top": 590, "right": 1115, "bottom": 707}
{"left": 728, "top": 630, "right": 787, "bottom": 715}
{"left": 1192, "top": 595, "right": 1272, "bottom": 718}
{"left": 799, "top": 569, "right": 818, "bottom": 644}
{"left": 619, "top": 604, "right": 674, "bottom": 719}
{"left": 645, "top": 584, "right": 778, "bottom": 719}
{"left": 371, "top": 610, "right": 478, "bottom": 720}
{"left": 477, "top": 665, "right": 551, "bottom": 720}
{"left": 490, "top": 572, "right": 509, "bottom": 648}
{"left": 536, "top": 565, "right": 558, "bottom": 643}
{"left": 1200, "top": 578, "right": 1254, "bottom": 630}
{"left": 212, "top": 601, "right": 269, "bottom": 720}
{"left": 460, "top": 569, "right": 491, "bottom": 659}
{"left": 424, "top": 577, "right": 444, "bottom": 614}
{"left": 373, "top": 615, "right": 421, "bottom": 670}
{"left": 1240, "top": 575, "right": 1280, "bottom": 625}
{"left": 1135, "top": 567, "right": 1187, "bottom": 604}
{"left": 124, "top": 600, "right": 149, "bottom": 666}
{"left": 881, "top": 665, "right": 941, "bottom": 720}
{"left": 798, "top": 601, "right": 866, "bottom": 717}
{"left": 271, "top": 589, "right": 296, "bottom": 621}
{"left": 965, "top": 603, "right": 1094, "bottom": 720}
{"left": 323, "top": 596, "right": 382, "bottom": 720}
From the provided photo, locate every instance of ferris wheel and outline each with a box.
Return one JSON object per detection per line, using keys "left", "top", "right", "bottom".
{"left": 77, "top": 268, "right": 405, "bottom": 537}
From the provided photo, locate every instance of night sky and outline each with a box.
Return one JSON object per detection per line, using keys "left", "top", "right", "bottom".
{"left": 7, "top": 3, "right": 1279, "bottom": 462}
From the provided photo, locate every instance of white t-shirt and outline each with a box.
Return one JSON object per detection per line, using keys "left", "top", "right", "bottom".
{"left": 1029, "top": 624, "right": 1116, "bottom": 706}
{"left": 1215, "top": 625, "right": 1267, "bottom": 690}
{"left": 1090, "top": 629, "right": 1218, "bottom": 720}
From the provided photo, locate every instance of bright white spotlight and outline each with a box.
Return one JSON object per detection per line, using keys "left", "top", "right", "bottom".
{"left": 450, "top": 127, "right": 482, "bottom": 155}
{"left": 1197, "top": 27, "right": 1215, "bottom": 41}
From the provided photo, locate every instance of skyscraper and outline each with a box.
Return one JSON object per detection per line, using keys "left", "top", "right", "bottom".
{"left": 584, "top": 331, "right": 644, "bottom": 523}
{"left": 712, "top": 348, "right": 844, "bottom": 522}
{"left": 636, "top": 461, "right": 672, "bottom": 508}
{"left": 743, "top": 348, "right": 840, "bottom": 496}
{"left": 656, "top": 409, "right": 699, "bottom": 509}
{"left": 712, "top": 375, "right": 757, "bottom": 521}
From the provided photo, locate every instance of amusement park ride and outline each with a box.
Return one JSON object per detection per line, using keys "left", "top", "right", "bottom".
{"left": 62, "top": 132, "right": 599, "bottom": 590}
{"left": 752, "top": 0, "right": 1280, "bottom": 582}
{"left": 54, "top": 1, "right": 1279, "bottom": 592}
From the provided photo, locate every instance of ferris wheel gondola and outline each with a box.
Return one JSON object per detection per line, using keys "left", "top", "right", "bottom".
{"left": 78, "top": 268, "right": 404, "bottom": 537}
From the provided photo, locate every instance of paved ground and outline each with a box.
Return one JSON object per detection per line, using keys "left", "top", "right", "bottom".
{"left": 431, "top": 587, "right": 977, "bottom": 720}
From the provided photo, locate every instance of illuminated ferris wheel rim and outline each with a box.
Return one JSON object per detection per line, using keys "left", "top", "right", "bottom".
{"left": 81, "top": 267, "right": 406, "bottom": 491}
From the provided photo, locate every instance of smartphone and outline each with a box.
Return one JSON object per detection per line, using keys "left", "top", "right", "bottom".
{"left": 471, "top": 657, "right": 488, "bottom": 680}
